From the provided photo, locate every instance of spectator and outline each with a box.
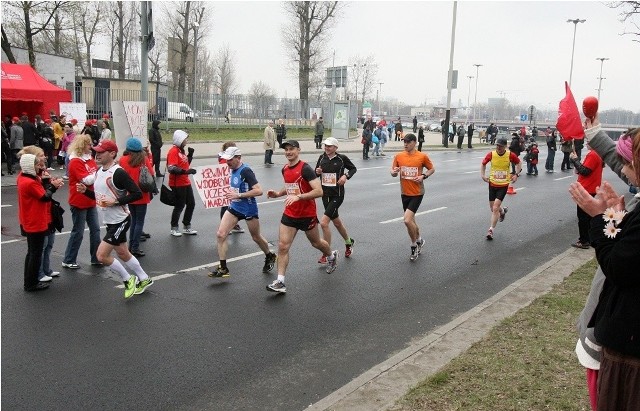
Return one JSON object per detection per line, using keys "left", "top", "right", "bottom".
{"left": 560, "top": 135, "right": 574, "bottom": 171}
{"left": 275, "top": 118, "right": 287, "bottom": 148}
{"left": 314, "top": 117, "right": 325, "bottom": 149}
{"left": 545, "top": 129, "right": 557, "bottom": 173}
{"left": 570, "top": 142, "right": 604, "bottom": 249}
{"left": 148, "top": 119, "right": 163, "bottom": 176}
{"left": 167, "top": 130, "right": 197, "bottom": 237}
{"left": 263, "top": 120, "right": 276, "bottom": 165}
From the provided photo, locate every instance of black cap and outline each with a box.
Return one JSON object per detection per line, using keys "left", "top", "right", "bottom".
{"left": 403, "top": 133, "right": 417, "bottom": 143}
{"left": 281, "top": 140, "right": 300, "bottom": 148}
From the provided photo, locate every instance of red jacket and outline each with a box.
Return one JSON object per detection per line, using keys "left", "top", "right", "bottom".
{"left": 67, "top": 156, "right": 98, "bottom": 209}
{"left": 17, "top": 173, "right": 52, "bottom": 233}
{"left": 119, "top": 154, "right": 153, "bottom": 205}
{"left": 166, "top": 145, "right": 191, "bottom": 187}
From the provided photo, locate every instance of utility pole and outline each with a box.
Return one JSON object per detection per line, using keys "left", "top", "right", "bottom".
{"left": 378, "top": 82, "right": 384, "bottom": 116}
{"left": 472, "top": 63, "right": 482, "bottom": 122}
{"left": 444, "top": 1, "right": 458, "bottom": 148}
{"left": 596, "top": 57, "right": 609, "bottom": 102}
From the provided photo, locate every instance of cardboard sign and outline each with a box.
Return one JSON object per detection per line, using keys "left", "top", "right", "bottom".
{"left": 193, "top": 164, "right": 231, "bottom": 209}
{"left": 111, "top": 101, "right": 149, "bottom": 151}
{"left": 59, "top": 103, "right": 87, "bottom": 128}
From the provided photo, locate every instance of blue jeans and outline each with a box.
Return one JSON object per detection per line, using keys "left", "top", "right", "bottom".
{"left": 39, "top": 230, "right": 56, "bottom": 280}
{"left": 63, "top": 206, "right": 101, "bottom": 265}
{"left": 129, "top": 203, "right": 147, "bottom": 251}
{"left": 545, "top": 149, "right": 555, "bottom": 170}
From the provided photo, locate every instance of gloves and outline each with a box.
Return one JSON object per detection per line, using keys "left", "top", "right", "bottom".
{"left": 187, "top": 168, "right": 197, "bottom": 175}
{"left": 187, "top": 147, "right": 195, "bottom": 156}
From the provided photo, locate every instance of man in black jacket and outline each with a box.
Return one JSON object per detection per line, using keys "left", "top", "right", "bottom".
{"left": 21, "top": 115, "right": 38, "bottom": 146}
{"left": 148, "top": 119, "right": 163, "bottom": 176}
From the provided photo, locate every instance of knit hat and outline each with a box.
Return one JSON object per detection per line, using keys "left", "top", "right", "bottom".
{"left": 126, "top": 137, "right": 143, "bottom": 152}
{"left": 616, "top": 132, "right": 634, "bottom": 164}
{"left": 20, "top": 153, "right": 37, "bottom": 176}
{"left": 173, "top": 130, "right": 189, "bottom": 146}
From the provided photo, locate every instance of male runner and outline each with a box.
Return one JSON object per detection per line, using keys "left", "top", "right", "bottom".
{"left": 480, "top": 137, "right": 522, "bottom": 240}
{"left": 265, "top": 140, "right": 338, "bottom": 293}
{"left": 390, "top": 133, "right": 435, "bottom": 261}
{"left": 314, "top": 137, "right": 357, "bottom": 263}
{"left": 209, "top": 147, "right": 277, "bottom": 278}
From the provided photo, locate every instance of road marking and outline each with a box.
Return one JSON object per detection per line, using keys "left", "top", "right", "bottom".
{"left": 462, "top": 171, "right": 477, "bottom": 174}
{"left": 115, "top": 251, "right": 267, "bottom": 288}
{"left": 442, "top": 159, "right": 459, "bottom": 163}
{"left": 555, "top": 175, "right": 574, "bottom": 181}
{"left": 382, "top": 182, "right": 400, "bottom": 186}
{"left": 380, "top": 206, "right": 447, "bottom": 224}
{"left": 1, "top": 204, "right": 12, "bottom": 208}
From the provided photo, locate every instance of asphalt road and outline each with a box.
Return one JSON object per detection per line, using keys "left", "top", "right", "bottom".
{"left": 1, "top": 147, "right": 629, "bottom": 410}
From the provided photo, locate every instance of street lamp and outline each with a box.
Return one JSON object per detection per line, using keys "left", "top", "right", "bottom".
{"left": 192, "top": 21, "right": 200, "bottom": 110}
{"left": 466, "top": 75, "right": 474, "bottom": 122}
{"left": 596, "top": 57, "right": 609, "bottom": 102}
{"left": 567, "top": 18, "right": 586, "bottom": 87}
{"left": 472, "top": 63, "right": 482, "bottom": 122}
{"left": 378, "top": 82, "right": 384, "bottom": 116}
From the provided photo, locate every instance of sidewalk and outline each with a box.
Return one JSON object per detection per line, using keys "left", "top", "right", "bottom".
{"left": 2, "top": 131, "right": 482, "bottom": 187}
{"left": 308, "top": 247, "right": 593, "bottom": 410}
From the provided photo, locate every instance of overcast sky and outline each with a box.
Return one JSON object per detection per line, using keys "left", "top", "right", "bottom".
{"left": 203, "top": 1, "right": 639, "bottom": 113}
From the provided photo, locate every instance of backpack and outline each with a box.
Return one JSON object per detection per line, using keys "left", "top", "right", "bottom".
{"left": 138, "top": 165, "right": 157, "bottom": 193}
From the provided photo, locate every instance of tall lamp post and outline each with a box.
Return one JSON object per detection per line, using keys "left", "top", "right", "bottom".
{"left": 567, "top": 18, "right": 586, "bottom": 87}
{"left": 472, "top": 63, "right": 482, "bottom": 122}
{"left": 596, "top": 57, "right": 609, "bottom": 102}
{"left": 378, "top": 82, "right": 384, "bottom": 116}
{"left": 192, "top": 21, "right": 199, "bottom": 112}
{"left": 466, "top": 75, "right": 474, "bottom": 122}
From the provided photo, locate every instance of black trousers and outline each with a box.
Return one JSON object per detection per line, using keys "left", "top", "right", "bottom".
{"left": 151, "top": 147, "right": 162, "bottom": 174}
{"left": 24, "top": 232, "right": 46, "bottom": 289}
{"left": 170, "top": 185, "right": 195, "bottom": 228}
{"left": 577, "top": 202, "right": 593, "bottom": 244}
{"left": 362, "top": 143, "right": 370, "bottom": 159}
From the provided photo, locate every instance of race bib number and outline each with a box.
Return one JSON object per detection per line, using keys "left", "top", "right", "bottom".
{"left": 321, "top": 172, "right": 337, "bottom": 187}
{"left": 493, "top": 170, "right": 508, "bottom": 180}
{"left": 285, "top": 183, "right": 300, "bottom": 196}
{"left": 230, "top": 187, "right": 241, "bottom": 202}
{"left": 400, "top": 166, "right": 419, "bottom": 180}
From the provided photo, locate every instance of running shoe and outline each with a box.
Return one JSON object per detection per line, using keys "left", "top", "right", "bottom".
{"left": 50, "top": 271, "right": 60, "bottom": 277}
{"left": 124, "top": 276, "right": 137, "bottom": 299}
{"left": 229, "top": 224, "right": 245, "bottom": 234}
{"left": 486, "top": 228, "right": 494, "bottom": 240}
{"left": 326, "top": 250, "right": 339, "bottom": 274}
{"left": 262, "top": 252, "right": 277, "bottom": 273}
{"left": 317, "top": 254, "right": 327, "bottom": 264}
{"left": 170, "top": 229, "right": 183, "bottom": 237}
{"left": 134, "top": 278, "right": 154, "bottom": 295}
{"left": 499, "top": 207, "right": 509, "bottom": 223}
{"left": 208, "top": 266, "right": 230, "bottom": 278}
{"left": 62, "top": 262, "right": 80, "bottom": 269}
{"left": 182, "top": 227, "right": 198, "bottom": 235}
{"left": 416, "top": 238, "right": 425, "bottom": 255}
{"left": 410, "top": 246, "right": 419, "bottom": 261}
{"left": 266, "top": 280, "right": 286, "bottom": 293}
{"left": 40, "top": 275, "right": 53, "bottom": 282}
{"left": 345, "top": 238, "right": 355, "bottom": 258}
{"left": 571, "top": 241, "right": 590, "bottom": 249}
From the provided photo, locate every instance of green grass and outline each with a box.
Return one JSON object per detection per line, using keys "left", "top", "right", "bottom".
{"left": 391, "top": 259, "right": 597, "bottom": 411}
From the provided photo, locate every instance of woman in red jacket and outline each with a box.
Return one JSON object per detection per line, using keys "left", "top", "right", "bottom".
{"left": 17, "top": 150, "right": 64, "bottom": 291}
{"left": 119, "top": 138, "right": 153, "bottom": 256}
{"left": 167, "top": 130, "right": 197, "bottom": 237}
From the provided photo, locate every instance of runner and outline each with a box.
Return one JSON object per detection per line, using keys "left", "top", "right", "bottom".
{"left": 390, "top": 133, "right": 435, "bottom": 261}
{"left": 76, "top": 140, "right": 153, "bottom": 298}
{"left": 480, "top": 137, "right": 522, "bottom": 240}
{"left": 208, "top": 146, "right": 277, "bottom": 278}
{"left": 314, "top": 137, "right": 357, "bottom": 263}
{"left": 265, "top": 140, "right": 338, "bottom": 293}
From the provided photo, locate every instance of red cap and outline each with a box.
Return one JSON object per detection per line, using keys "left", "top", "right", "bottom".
{"left": 71, "top": 119, "right": 78, "bottom": 125}
{"left": 93, "top": 140, "right": 118, "bottom": 153}
{"left": 12, "top": 117, "right": 20, "bottom": 122}
{"left": 102, "top": 113, "right": 110, "bottom": 119}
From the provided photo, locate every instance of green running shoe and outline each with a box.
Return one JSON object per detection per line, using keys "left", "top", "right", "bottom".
{"left": 124, "top": 276, "right": 137, "bottom": 299}
{"left": 134, "top": 278, "right": 154, "bottom": 295}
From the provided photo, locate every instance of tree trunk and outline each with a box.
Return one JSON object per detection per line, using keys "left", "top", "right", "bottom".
{"left": 1, "top": 27, "right": 17, "bottom": 63}
{"left": 22, "top": 2, "right": 36, "bottom": 67}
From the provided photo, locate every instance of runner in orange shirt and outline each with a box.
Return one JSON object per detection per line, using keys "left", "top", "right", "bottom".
{"left": 390, "top": 133, "right": 435, "bottom": 261}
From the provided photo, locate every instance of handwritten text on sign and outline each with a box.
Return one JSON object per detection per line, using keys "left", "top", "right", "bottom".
{"left": 193, "top": 164, "right": 231, "bottom": 209}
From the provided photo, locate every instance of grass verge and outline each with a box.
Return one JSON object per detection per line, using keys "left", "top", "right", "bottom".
{"left": 392, "top": 259, "right": 596, "bottom": 411}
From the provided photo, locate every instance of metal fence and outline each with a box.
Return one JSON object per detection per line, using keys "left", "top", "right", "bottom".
{"left": 74, "top": 86, "right": 357, "bottom": 128}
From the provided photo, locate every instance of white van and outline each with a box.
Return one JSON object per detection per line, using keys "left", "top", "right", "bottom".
{"left": 167, "top": 102, "right": 197, "bottom": 122}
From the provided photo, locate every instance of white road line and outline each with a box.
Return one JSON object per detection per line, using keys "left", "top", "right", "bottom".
{"left": 1, "top": 204, "right": 12, "bottom": 208}
{"left": 382, "top": 182, "right": 400, "bottom": 186}
{"left": 442, "top": 159, "right": 459, "bottom": 163}
{"left": 380, "top": 206, "right": 447, "bottom": 224}
{"left": 462, "top": 171, "right": 477, "bottom": 174}
{"left": 116, "top": 251, "right": 267, "bottom": 288}
{"left": 554, "top": 175, "right": 574, "bottom": 181}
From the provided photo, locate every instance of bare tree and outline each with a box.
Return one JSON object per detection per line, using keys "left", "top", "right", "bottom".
{"left": 608, "top": 1, "right": 640, "bottom": 41}
{"left": 248, "top": 81, "right": 276, "bottom": 118}
{"left": 108, "top": 1, "right": 137, "bottom": 79}
{"left": 213, "top": 44, "right": 238, "bottom": 114}
{"left": 282, "top": 1, "right": 342, "bottom": 113}
{"left": 1, "top": 1, "right": 68, "bottom": 67}
{"left": 71, "top": 2, "right": 102, "bottom": 77}
{"left": 348, "top": 55, "right": 377, "bottom": 104}
{"left": 148, "top": 36, "right": 168, "bottom": 83}
{"left": 1, "top": 26, "right": 17, "bottom": 63}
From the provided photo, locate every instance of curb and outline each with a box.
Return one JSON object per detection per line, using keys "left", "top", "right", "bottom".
{"left": 307, "top": 247, "right": 593, "bottom": 411}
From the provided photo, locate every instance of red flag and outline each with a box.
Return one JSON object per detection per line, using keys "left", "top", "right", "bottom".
{"left": 556, "top": 82, "right": 584, "bottom": 140}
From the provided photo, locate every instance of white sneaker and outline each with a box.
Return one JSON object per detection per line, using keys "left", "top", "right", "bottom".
{"left": 50, "top": 271, "right": 60, "bottom": 277}
{"left": 170, "top": 229, "right": 183, "bottom": 237}
{"left": 182, "top": 228, "right": 198, "bottom": 235}
{"left": 40, "top": 275, "right": 53, "bottom": 282}
{"left": 47, "top": 167, "right": 55, "bottom": 171}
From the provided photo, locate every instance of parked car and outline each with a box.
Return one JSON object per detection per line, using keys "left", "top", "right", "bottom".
{"left": 428, "top": 123, "right": 442, "bottom": 132}
{"left": 167, "top": 102, "right": 198, "bottom": 122}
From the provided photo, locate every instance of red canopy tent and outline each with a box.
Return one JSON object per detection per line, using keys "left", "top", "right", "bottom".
{"left": 1, "top": 62, "right": 71, "bottom": 119}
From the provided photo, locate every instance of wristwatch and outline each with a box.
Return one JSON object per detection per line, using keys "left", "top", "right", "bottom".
{"left": 422, "top": 173, "right": 428, "bottom": 179}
